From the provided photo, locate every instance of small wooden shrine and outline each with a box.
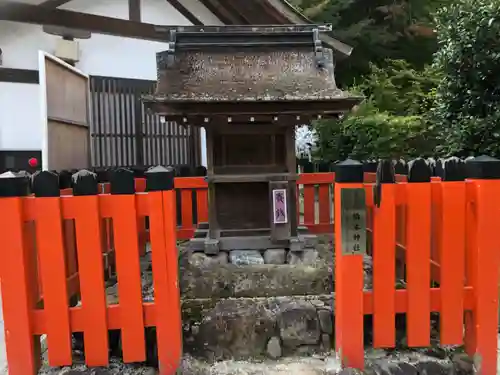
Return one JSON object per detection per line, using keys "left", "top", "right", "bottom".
{"left": 143, "top": 25, "right": 362, "bottom": 254}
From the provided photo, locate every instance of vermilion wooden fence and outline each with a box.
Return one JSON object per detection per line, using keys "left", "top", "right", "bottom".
{"left": 0, "top": 169, "right": 182, "bottom": 375}
{"left": 2, "top": 165, "right": 499, "bottom": 374}
{"left": 108, "top": 173, "right": 338, "bottom": 241}
{"left": 334, "top": 159, "right": 499, "bottom": 374}
{"left": 170, "top": 173, "right": 337, "bottom": 239}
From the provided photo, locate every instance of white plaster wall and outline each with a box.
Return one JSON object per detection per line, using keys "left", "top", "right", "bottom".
{"left": 0, "top": 0, "right": 217, "bottom": 164}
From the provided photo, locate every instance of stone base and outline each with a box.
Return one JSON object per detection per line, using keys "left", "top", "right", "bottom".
{"left": 188, "top": 223, "right": 320, "bottom": 259}
{"left": 178, "top": 237, "right": 334, "bottom": 299}
{"left": 182, "top": 295, "right": 334, "bottom": 361}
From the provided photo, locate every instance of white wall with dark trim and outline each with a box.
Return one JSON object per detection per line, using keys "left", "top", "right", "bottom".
{"left": 0, "top": 0, "right": 217, "bottom": 164}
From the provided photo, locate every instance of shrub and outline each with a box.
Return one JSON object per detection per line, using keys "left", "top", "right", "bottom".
{"left": 433, "top": 0, "right": 500, "bottom": 156}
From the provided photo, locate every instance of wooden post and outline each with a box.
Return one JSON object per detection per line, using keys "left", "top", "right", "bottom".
{"left": 0, "top": 171, "right": 40, "bottom": 375}
{"left": 334, "top": 159, "right": 365, "bottom": 369}
{"left": 405, "top": 159, "right": 432, "bottom": 347}
{"left": 372, "top": 160, "right": 396, "bottom": 348}
{"left": 145, "top": 166, "right": 182, "bottom": 375}
{"left": 109, "top": 168, "right": 146, "bottom": 363}
{"left": 439, "top": 158, "right": 466, "bottom": 345}
{"left": 72, "top": 169, "right": 109, "bottom": 366}
{"left": 32, "top": 170, "right": 72, "bottom": 366}
{"left": 464, "top": 155, "right": 500, "bottom": 374}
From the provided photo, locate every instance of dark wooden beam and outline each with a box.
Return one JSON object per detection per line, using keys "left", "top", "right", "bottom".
{"left": 166, "top": 0, "right": 203, "bottom": 26}
{"left": 129, "top": 0, "right": 141, "bottom": 21}
{"left": 0, "top": 68, "right": 39, "bottom": 84}
{"left": 38, "top": 0, "right": 72, "bottom": 7}
{"left": 197, "top": 0, "right": 237, "bottom": 25}
{"left": 214, "top": 0, "right": 250, "bottom": 24}
{"left": 0, "top": 1, "right": 174, "bottom": 42}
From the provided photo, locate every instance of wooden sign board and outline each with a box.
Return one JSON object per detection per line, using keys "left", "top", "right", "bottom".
{"left": 273, "top": 188, "right": 288, "bottom": 224}
{"left": 340, "top": 188, "right": 367, "bottom": 256}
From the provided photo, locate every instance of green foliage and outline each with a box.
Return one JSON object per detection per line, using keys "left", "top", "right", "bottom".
{"left": 314, "top": 60, "right": 439, "bottom": 161}
{"left": 357, "top": 60, "right": 440, "bottom": 115}
{"left": 432, "top": 0, "right": 500, "bottom": 157}
{"left": 293, "top": 0, "right": 443, "bottom": 87}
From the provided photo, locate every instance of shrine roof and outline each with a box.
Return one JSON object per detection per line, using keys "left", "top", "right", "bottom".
{"left": 142, "top": 25, "right": 363, "bottom": 121}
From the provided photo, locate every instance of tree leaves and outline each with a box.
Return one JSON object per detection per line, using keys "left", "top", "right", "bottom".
{"left": 313, "top": 60, "right": 440, "bottom": 161}
{"left": 433, "top": 0, "right": 500, "bottom": 157}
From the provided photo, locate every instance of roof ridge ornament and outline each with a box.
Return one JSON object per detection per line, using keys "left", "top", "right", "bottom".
{"left": 164, "top": 24, "right": 329, "bottom": 69}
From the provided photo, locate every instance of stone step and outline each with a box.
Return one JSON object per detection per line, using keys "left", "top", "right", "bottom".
{"left": 177, "top": 236, "right": 334, "bottom": 300}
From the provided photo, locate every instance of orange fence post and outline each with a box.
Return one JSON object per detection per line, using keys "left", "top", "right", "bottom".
{"left": 438, "top": 159, "right": 466, "bottom": 345}
{"left": 109, "top": 169, "right": 146, "bottom": 363}
{"left": 32, "top": 171, "right": 72, "bottom": 366}
{"left": 465, "top": 156, "right": 500, "bottom": 374}
{"left": 464, "top": 172, "right": 477, "bottom": 356}
{"left": 72, "top": 171, "right": 109, "bottom": 367}
{"left": 405, "top": 159, "right": 432, "bottom": 347}
{"left": 174, "top": 177, "right": 207, "bottom": 239}
{"left": 372, "top": 160, "right": 396, "bottom": 349}
{"left": 0, "top": 173, "right": 39, "bottom": 375}
{"left": 145, "top": 166, "right": 182, "bottom": 375}
{"left": 334, "top": 159, "right": 365, "bottom": 369}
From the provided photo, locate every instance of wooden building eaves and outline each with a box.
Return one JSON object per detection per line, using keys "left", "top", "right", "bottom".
{"left": 264, "top": 0, "right": 353, "bottom": 57}
{"left": 205, "top": 0, "right": 353, "bottom": 57}
{"left": 0, "top": 0, "right": 352, "bottom": 57}
{"left": 166, "top": 0, "right": 203, "bottom": 26}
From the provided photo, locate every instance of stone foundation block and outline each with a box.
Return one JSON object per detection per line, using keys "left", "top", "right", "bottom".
{"left": 182, "top": 296, "right": 333, "bottom": 360}
{"left": 264, "top": 248, "right": 286, "bottom": 264}
{"left": 230, "top": 250, "right": 264, "bottom": 265}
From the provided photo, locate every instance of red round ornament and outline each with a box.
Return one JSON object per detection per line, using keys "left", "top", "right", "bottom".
{"left": 28, "top": 157, "right": 38, "bottom": 168}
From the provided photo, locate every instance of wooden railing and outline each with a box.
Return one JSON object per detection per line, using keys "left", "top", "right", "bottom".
{"left": 0, "top": 169, "right": 182, "bottom": 375}
{"left": 1, "top": 164, "right": 499, "bottom": 374}
{"left": 334, "top": 160, "right": 499, "bottom": 374}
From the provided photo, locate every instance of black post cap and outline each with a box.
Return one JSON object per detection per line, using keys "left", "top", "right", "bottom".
{"left": 408, "top": 158, "right": 432, "bottom": 183}
{"left": 131, "top": 166, "right": 147, "bottom": 178}
{"left": 302, "top": 161, "right": 315, "bottom": 173}
{"left": 195, "top": 165, "right": 208, "bottom": 176}
{"left": 59, "top": 170, "right": 73, "bottom": 189}
{"left": 94, "top": 168, "right": 109, "bottom": 183}
{"left": 145, "top": 166, "right": 175, "bottom": 191}
{"left": 363, "top": 161, "right": 378, "bottom": 173}
{"left": 377, "top": 160, "right": 396, "bottom": 183}
{"left": 394, "top": 160, "right": 408, "bottom": 175}
{"left": 110, "top": 168, "right": 135, "bottom": 195}
{"left": 178, "top": 165, "right": 191, "bottom": 177}
{"left": 443, "top": 157, "right": 466, "bottom": 181}
{"left": 465, "top": 155, "right": 500, "bottom": 179}
{"left": 434, "top": 159, "right": 444, "bottom": 178}
{"left": 32, "top": 170, "right": 60, "bottom": 197}
{"left": 72, "top": 169, "right": 98, "bottom": 196}
{"left": 318, "top": 162, "right": 330, "bottom": 173}
{"left": 0, "top": 171, "right": 30, "bottom": 197}
{"left": 335, "top": 159, "right": 364, "bottom": 183}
